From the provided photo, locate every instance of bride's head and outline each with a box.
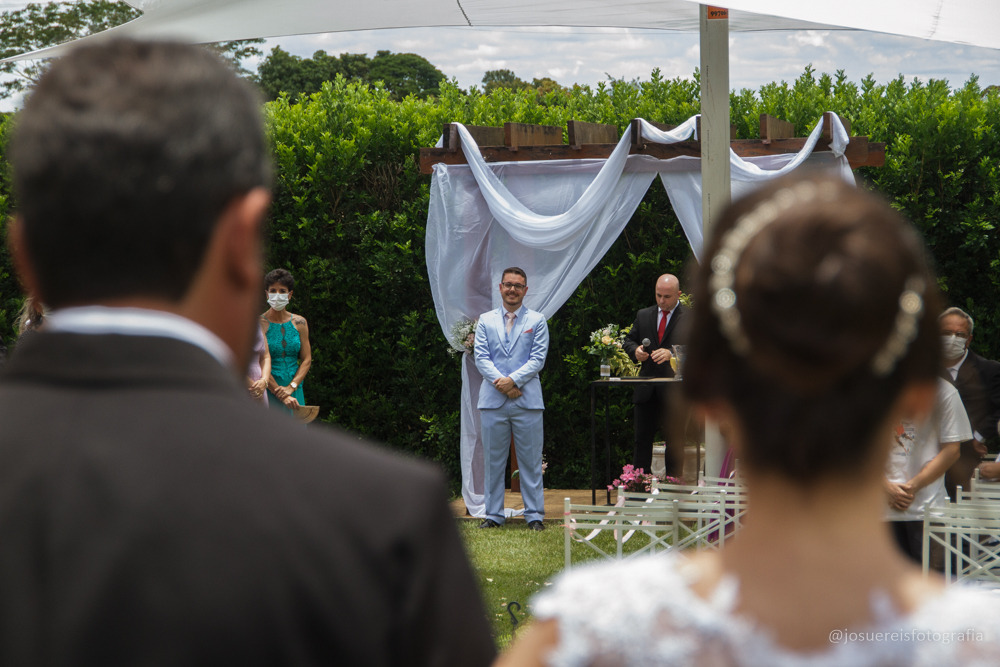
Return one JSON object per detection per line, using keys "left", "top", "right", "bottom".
{"left": 684, "top": 174, "right": 941, "bottom": 481}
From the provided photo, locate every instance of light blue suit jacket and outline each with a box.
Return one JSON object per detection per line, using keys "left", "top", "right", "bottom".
{"left": 474, "top": 306, "right": 549, "bottom": 410}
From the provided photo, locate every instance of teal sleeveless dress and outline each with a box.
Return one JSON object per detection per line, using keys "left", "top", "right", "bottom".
{"left": 265, "top": 320, "right": 305, "bottom": 414}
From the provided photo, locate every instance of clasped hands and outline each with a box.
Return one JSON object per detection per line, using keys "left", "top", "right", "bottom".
{"left": 493, "top": 376, "right": 522, "bottom": 399}
{"left": 636, "top": 345, "right": 671, "bottom": 365}
{"left": 271, "top": 383, "right": 301, "bottom": 409}
{"left": 248, "top": 378, "right": 267, "bottom": 399}
{"left": 885, "top": 480, "right": 915, "bottom": 511}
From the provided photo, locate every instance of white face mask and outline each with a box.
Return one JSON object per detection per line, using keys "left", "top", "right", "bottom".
{"left": 267, "top": 293, "right": 290, "bottom": 311}
{"left": 941, "top": 334, "right": 967, "bottom": 361}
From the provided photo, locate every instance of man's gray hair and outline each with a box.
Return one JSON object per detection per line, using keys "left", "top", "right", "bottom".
{"left": 10, "top": 39, "right": 271, "bottom": 307}
{"left": 940, "top": 306, "right": 974, "bottom": 337}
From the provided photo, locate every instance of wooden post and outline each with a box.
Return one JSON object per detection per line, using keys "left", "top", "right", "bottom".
{"left": 759, "top": 114, "right": 795, "bottom": 141}
{"left": 567, "top": 120, "right": 618, "bottom": 146}
{"left": 504, "top": 122, "right": 563, "bottom": 149}
{"left": 822, "top": 112, "right": 851, "bottom": 141}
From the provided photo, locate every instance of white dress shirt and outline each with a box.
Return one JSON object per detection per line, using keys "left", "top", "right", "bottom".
{"left": 45, "top": 306, "right": 234, "bottom": 367}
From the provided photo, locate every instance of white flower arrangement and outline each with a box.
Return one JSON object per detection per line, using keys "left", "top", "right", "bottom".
{"left": 584, "top": 323, "right": 639, "bottom": 376}
{"left": 448, "top": 317, "right": 478, "bottom": 355}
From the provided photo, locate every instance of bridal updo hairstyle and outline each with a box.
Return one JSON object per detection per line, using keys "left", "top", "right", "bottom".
{"left": 683, "top": 174, "right": 942, "bottom": 481}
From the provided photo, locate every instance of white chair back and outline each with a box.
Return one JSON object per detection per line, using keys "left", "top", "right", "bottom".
{"left": 563, "top": 482, "right": 749, "bottom": 568}
{"left": 923, "top": 504, "right": 1000, "bottom": 588}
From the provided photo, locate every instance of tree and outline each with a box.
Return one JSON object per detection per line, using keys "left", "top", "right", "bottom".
{"left": 255, "top": 47, "right": 443, "bottom": 102}
{"left": 206, "top": 39, "right": 266, "bottom": 79}
{"left": 256, "top": 47, "right": 342, "bottom": 102}
{"left": 0, "top": 1, "right": 138, "bottom": 101}
{"left": 531, "top": 77, "right": 565, "bottom": 96}
{"left": 368, "top": 50, "right": 444, "bottom": 100}
{"left": 0, "top": 1, "right": 262, "bottom": 102}
{"left": 482, "top": 69, "right": 528, "bottom": 93}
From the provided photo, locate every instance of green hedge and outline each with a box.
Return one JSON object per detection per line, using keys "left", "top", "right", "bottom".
{"left": 2, "top": 68, "right": 1000, "bottom": 492}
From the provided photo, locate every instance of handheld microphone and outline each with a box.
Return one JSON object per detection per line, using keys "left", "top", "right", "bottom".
{"left": 641, "top": 338, "right": 651, "bottom": 352}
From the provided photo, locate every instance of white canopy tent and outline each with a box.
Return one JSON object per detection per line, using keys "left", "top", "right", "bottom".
{"left": 6, "top": 0, "right": 1000, "bottom": 61}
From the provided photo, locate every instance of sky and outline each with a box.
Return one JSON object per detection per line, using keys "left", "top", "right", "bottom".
{"left": 3, "top": 2, "right": 1000, "bottom": 111}
{"left": 250, "top": 25, "right": 1000, "bottom": 94}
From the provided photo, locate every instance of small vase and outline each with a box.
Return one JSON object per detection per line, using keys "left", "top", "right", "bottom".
{"left": 600, "top": 361, "right": 611, "bottom": 377}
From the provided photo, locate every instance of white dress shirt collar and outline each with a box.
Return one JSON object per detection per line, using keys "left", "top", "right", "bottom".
{"left": 501, "top": 305, "right": 525, "bottom": 318}
{"left": 45, "top": 306, "right": 234, "bottom": 367}
{"left": 946, "top": 349, "right": 969, "bottom": 381}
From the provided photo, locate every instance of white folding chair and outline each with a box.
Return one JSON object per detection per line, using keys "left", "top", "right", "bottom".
{"left": 955, "top": 485, "right": 1000, "bottom": 505}
{"left": 657, "top": 480, "right": 747, "bottom": 543}
{"left": 629, "top": 483, "right": 745, "bottom": 547}
{"left": 971, "top": 456, "right": 1000, "bottom": 490}
{"left": 923, "top": 504, "right": 1000, "bottom": 588}
{"left": 700, "top": 472, "right": 745, "bottom": 488}
{"left": 563, "top": 498, "right": 676, "bottom": 569}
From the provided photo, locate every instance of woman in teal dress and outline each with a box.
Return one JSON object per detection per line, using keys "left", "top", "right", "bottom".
{"left": 261, "top": 268, "right": 312, "bottom": 415}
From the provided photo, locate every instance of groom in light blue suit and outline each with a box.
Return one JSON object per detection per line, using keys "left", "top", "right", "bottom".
{"left": 474, "top": 267, "right": 550, "bottom": 530}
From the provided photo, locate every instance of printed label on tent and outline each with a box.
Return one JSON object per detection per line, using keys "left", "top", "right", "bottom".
{"left": 706, "top": 7, "right": 729, "bottom": 19}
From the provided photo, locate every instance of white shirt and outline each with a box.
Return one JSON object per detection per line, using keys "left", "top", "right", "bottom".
{"left": 45, "top": 306, "right": 234, "bottom": 368}
{"left": 885, "top": 378, "right": 972, "bottom": 520}
{"left": 945, "top": 349, "right": 968, "bottom": 382}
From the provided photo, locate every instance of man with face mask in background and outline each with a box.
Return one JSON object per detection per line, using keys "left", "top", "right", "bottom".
{"left": 939, "top": 307, "right": 1000, "bottom": 496}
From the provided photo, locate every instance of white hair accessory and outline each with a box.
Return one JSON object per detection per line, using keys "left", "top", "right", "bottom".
{"left": 870, "top": 277, "right": 926, "bottom": 376}
{"left": 709, "top": 180, "right": 925, "bottom": 377}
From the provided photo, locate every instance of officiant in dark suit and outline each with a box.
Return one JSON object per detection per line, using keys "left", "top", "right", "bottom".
{"left": 623, "top": 274, "right": 686, "bottom": 477}
{"left": 0, "top": 40, "right": 494, "bottom": 667}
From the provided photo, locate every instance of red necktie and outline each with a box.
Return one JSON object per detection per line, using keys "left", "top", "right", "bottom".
{"left": 658, "top": 310, "right": 668, "bottom": 343}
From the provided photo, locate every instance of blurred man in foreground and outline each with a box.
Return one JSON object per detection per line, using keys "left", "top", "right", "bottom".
{"left": 0, "top": 40, "right": 494, "bottom": 666}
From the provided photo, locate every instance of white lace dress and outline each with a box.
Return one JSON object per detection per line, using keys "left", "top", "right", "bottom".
{"left": 532, "top": 555, "right": 1000, "bottom": 666}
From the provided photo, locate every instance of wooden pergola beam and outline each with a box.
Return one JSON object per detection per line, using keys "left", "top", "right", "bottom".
{"left": 760, "top": 114, "right": 794, "bottom": 141}
{"left": 420, "top": 113, "right": 885, "bottom": 173}
{"left": 505, "top": 122, "right": 562, "bottom": 149}
{"left": 568, "top": 120, "right": 618, "bottom": 146}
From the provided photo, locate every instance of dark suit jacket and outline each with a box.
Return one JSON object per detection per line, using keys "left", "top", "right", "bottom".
{"left": 623, "top": 304, "right": 685, "bottom": 403}
{"left": 0, "top": 332, "right": 495, "bottom": 667}
{"left": 953, "top": 351, "right": 1000, "bottom": 446}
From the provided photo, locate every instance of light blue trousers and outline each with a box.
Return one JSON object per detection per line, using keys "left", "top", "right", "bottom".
{"left": 480, "top": 403, "right": 544, "bottom": 524}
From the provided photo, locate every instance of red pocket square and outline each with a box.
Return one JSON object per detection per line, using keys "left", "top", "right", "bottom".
{"left": 525, "top": 328, "right": 534, "bottom": 333}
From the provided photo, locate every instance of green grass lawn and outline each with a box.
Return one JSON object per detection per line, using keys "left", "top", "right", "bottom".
{"left": 457, "top": 520, "right": 565, "bottom": 649}
{"left": 458, "top": 517, "right": 652, "bottom": 650}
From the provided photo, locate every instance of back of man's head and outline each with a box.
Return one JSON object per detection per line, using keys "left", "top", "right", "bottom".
{"left": 10, "top": 40, "right": 272, "bottom": 308}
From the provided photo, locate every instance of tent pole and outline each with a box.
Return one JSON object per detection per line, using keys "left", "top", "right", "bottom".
{"left": 700, "top": 5, "right": 731, "bottom": 478}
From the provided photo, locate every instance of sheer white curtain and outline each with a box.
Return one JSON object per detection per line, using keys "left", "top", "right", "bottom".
{"left": 661, "top": 113, "right": 853, "bottom": 261}
{"left": 427, "top": 114, "right": 852, "bottom": 516}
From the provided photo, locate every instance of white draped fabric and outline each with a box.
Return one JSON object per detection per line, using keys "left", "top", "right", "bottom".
{"left": 661, "top": 112, "right": 853, "bottom": 261}
{"left": 429, "top": 114, "right": 853, "bottom": 516}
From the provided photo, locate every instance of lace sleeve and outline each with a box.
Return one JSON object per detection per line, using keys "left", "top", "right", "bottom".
{"left": 907, "top": 586, "right": 1000, "bottom": 667}
{"left": 532, "top": 555, "right": 733, "bottom": 667}
{"left": 531, "top": 555, "right": 1000, "bottom": 667}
